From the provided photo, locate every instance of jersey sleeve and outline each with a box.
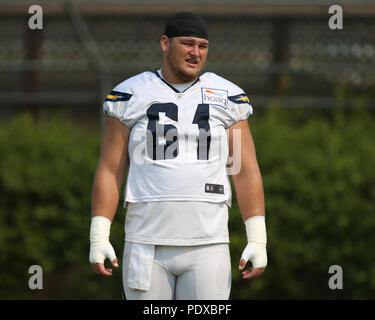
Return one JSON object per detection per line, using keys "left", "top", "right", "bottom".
{"left": 102, "top": 85, "right": 134, "bottom": 128}
{"left": 225, "top": 92, "right": 253, "bottom": 128}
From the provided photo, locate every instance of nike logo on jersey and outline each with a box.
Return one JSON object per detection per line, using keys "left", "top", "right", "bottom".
{"left": 205, "top": 183, "right": 224, "bottom": 194}
{"left": 201, "top": 88, "right": 228, "bottom": 109}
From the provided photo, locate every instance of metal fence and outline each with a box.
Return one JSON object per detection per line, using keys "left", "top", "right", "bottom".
{"left": 0, "top": 0, "right": 375, "bottom": 120}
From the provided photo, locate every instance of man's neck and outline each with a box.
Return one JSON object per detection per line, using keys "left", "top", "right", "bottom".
{"left": 160, "top": 65, "right": 198, "bottom": 85}
{"left": 157, "top": 69, "right": 195, "bottom": 93}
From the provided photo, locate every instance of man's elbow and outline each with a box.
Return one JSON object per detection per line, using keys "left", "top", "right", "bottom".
{"left": 231, "top": 165, "right": 262, "bottom": 183}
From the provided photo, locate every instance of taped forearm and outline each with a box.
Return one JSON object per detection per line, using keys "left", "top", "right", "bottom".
{"left": 241, "top": 215, "right": 267, "bottom": 268}
{"left": 89, "top": 216, "right": 117, "bottom": 264}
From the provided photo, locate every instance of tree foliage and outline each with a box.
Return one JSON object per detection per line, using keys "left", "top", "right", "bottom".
{"left": 0, "top": 108, "right": 374, "bottom": 299}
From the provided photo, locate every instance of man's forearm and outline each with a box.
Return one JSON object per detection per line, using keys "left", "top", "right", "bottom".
{"left": 232, "top": 170, "right": 265, "bottom": 222}
{"left": 91, "top": 168, "right": 123, "bottom": 221}
{"left": 234, "top": 169, "right": 268, "bottom": 272}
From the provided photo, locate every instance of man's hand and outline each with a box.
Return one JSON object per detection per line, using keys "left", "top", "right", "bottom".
{"left": 91, "top": 261, "right": 118, "bottom": 276}
{"left": 89, "top": 216, "right": 118, "bottom": 276}
{"left": 239, "top": 216, "right": 268, "bottom": 280}
{"left": 90, "top": 241, "right": 118, "bottom": 276}
{"left": 238, "top": 244, "right": 266, "bottom": 279}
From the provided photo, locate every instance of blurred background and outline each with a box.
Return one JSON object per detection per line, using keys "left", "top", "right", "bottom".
{"left": 0, "top": 0, "right": 374, "bottom": 299}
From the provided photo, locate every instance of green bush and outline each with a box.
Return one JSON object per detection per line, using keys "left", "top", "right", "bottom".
{"left": 0, "top": 114, "right": 124, "bottom": 299}
{"left": 0, "top": 108, "right": 374, "bottom": 299}
{"left": 230, "top": 106, "right": 375, "bottom": 299}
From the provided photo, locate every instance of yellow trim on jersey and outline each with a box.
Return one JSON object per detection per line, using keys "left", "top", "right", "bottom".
{"left": 238, "top": 96, "right": 250, "bottom": 103}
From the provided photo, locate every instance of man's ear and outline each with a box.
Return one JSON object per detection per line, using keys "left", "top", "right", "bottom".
{"left": 160, "top": 35, "right": 170, "bottom": 52}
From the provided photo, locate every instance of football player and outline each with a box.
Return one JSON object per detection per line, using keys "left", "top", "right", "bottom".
{"left": 89, "top": 12, "right": 267, "bottom": 300}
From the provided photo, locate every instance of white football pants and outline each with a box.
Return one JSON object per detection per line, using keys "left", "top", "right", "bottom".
{"left": 122, "top": 241, "right": 232, "bottom": 300}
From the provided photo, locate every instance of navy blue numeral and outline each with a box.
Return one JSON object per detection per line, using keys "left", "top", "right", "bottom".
{"left": 192, "top": 104, "right": 211, "bottom": 160}
{"left": 146, "top": 103, "right": 211, "bottom": 160}
{"left": 146, "top": 103, "right": 178, "bottom": 160}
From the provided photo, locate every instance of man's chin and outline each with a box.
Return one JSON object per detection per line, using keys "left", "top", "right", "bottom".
{"left": 178, "top": 67, "right": 201, "bottom": 82}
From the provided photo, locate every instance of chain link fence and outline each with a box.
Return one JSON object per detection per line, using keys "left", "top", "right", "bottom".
{"left": 0, "top": 1, "right": 375, "bottom": 121}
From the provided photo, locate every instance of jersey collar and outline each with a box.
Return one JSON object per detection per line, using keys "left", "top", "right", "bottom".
{"left": 153, "top": 69, "right": 201, "bottom": 94}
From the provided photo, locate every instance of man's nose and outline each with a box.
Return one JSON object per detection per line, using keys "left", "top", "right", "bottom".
{"left": 190, "top": 45, "right": 199, "bottom": 57}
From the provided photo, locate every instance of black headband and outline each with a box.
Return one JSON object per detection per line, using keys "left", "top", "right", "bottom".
{"left": 163, "top": 12, "right": 209, "bottom": 40}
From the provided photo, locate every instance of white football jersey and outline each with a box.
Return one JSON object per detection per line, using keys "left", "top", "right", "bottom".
{"left": 103, "top": 71, "right": 252, "bottom": 208}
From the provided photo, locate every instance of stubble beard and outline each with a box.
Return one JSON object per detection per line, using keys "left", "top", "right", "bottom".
{"left": 167, "top": 51, "right": 202, "bottom": 83}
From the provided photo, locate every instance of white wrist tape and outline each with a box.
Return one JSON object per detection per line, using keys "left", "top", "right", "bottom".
{"left": 241, "top": 216, "right": 267, "bottom": 268}
{"left": 89, "top": 216, "right": 117, "bottom": 264}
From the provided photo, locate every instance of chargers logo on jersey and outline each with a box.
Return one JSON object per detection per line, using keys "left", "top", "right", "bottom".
{"left": 228, "top": 93, "right": 250, "bottom": 104}
{"left": 201, "top": 88, "right": 228, "bottom": 109}
{"left": 105, "top": 90, "right": 132, "bottom": 102}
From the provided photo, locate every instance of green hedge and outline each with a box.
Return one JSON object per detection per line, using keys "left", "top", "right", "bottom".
{"left": 230, "top": 106, "right": 375, "bottom": 299}
{"left": 0, "top": 108, "right": 374, "bottom": 299}
{"left": 0, "top": 114, "right": 124, "bottom": 299}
